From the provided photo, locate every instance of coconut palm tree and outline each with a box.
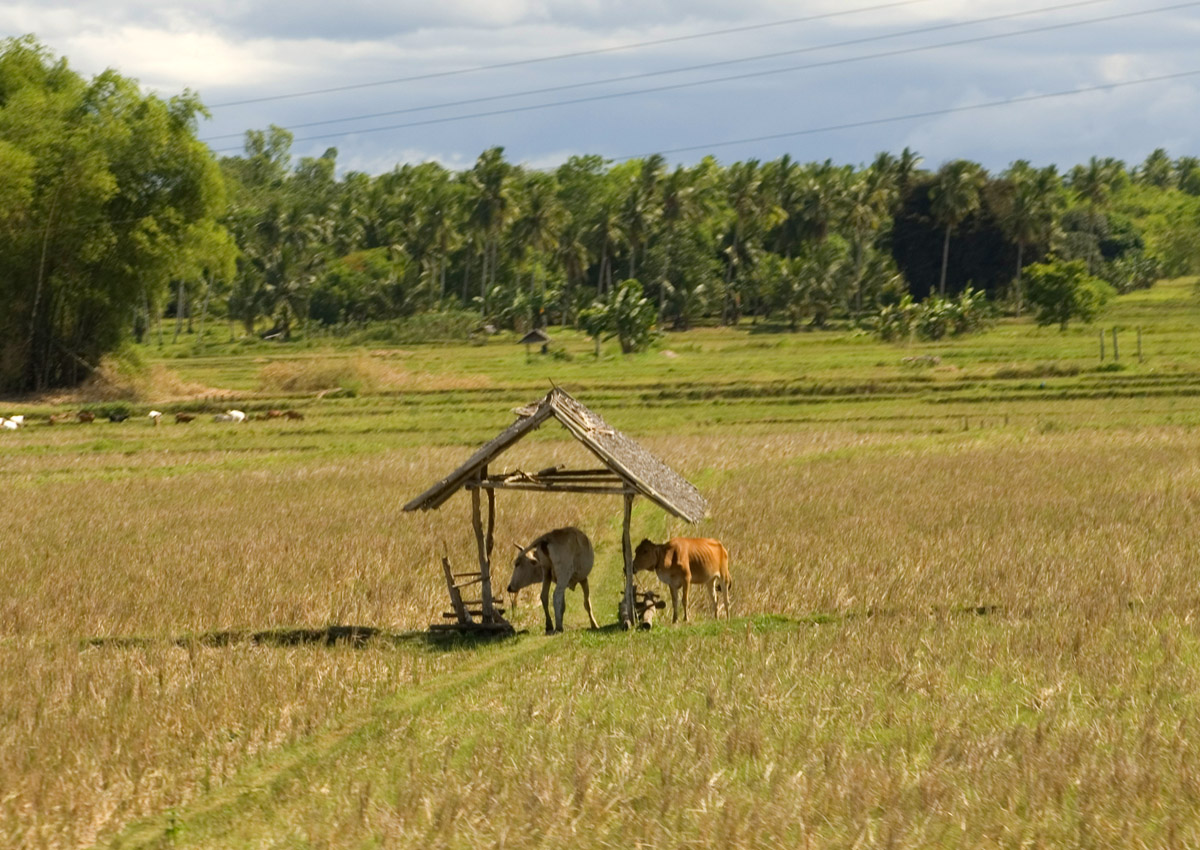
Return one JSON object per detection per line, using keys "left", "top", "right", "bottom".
{"left": 465, "top": 147, "right": 517, "bottom": 314}
{"left": 999, "top": 161, "right": 1063, "bottom": 315}
{"left": 617, "top": 154, "right": 665, "bottom": 281}
{"left": 511, "top": 172, "right": 566, "bottom": 327}
{"left": 930, "top": 159, "right": 987, "bottom": 296}
{"left": 1067, "top": 156, "right": 1125, "bottom": 273}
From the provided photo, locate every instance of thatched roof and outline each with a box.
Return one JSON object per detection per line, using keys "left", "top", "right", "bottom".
{"left": 518, "top": 328, "right": 551, "bottom": 345}
{"left": 402, "top": 387, "right": 708, "bottom": 523}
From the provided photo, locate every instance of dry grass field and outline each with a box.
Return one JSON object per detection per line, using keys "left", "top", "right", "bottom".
{"left": 3, "top": 280, "right": 1200, "bottom": 848}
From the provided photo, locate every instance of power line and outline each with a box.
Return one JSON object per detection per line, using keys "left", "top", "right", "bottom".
{"left": 201, "top": 0, "right": 1114, "bottom": 142}
{"left": 618, "top": 70, "right": 1200, "bottom": 161}
{"left": 208, "top": 1, "right": 1197, "bottom": 153}
{"left": 208, "top": 0, "right": 935, "bottom": 109}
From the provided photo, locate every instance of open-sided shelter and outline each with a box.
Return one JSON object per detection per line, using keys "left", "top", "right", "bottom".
{"left": 404, "top": 387, "right": 708, "bottom": 630}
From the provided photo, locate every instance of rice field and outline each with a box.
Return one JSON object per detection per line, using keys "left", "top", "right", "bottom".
{"left": 3, "top": 280, "right": 1200, "bottom": 848}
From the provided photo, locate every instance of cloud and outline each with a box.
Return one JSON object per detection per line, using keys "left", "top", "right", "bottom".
{"left": 3, "top": 1, "right": 1196, "bottom": 173}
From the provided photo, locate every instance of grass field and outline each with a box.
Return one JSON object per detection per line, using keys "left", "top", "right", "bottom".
{"left": 4, "top": 279, "right": 1200, "bottom": 848}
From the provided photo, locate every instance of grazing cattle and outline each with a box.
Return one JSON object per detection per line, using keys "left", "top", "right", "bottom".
{"left": 227, "top": 409, "right": 247, "bottom": 423}
{"left": 263, "top": 409, "right": 286, "bottom": 419}
{"left": 76, "top": 411, "right": 95, "bottom": 423}
{"left": 108, "top": 412, "right": 128, "bottom": 423}
{"left": 632, "top": 537, "right": 732, "bottom": 623}
{"left": 148, "top": 410, "right": 162, "bottom": 426}
{"left": 284, "top": 409, "right": 304, "bottom": 420}
{"left": 507, "top": 526, "right": 599, "bottom": 634}
{"left": 48, "top": 413, "right": 74, "bottom": 425}
{"left": 174, "top": 412, "right": 196, "bottom": 424}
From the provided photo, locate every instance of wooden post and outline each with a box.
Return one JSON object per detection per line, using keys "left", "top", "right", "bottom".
{"left": 1112, "top": 326, "right": 1119, "bottom": 362}
{"left": 484, "top": 465, "right": 495, "bottom": 562}
{"left": 622, "top": 493, "right": 635, "bottom": 629}
{"left": 1137, "top": 327, "right": 1143, "bottom": 363}
{"left": 471, "top": 473, "right": 496, "bottom": 623}
{"left": 1099, "top": 330, "right": 1105, "bottom": 361}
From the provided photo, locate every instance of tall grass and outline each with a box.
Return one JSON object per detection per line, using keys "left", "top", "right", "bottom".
{"left": 4, "top": 426, "right": 1200, "bottom": 846}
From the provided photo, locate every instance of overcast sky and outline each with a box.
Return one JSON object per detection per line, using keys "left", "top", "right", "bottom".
{"left": 3, "top": 0, "right": 1197, "bottom": 174}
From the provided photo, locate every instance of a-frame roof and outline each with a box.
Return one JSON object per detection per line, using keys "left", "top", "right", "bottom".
{"left": 402, "top": 387, "right": 708, "bottom": 523}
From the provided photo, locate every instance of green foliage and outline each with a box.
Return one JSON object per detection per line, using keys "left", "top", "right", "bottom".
{"left": 1025, "top": 259, "right": 1114, "bottom": 330}
{"left": 870, "top": 288, "right": 991, "bottom": 342}
{"left": 0, "top": 37, "right": 229, "bottom": 392}
{"left": 579, "top": 279, "right": 660, "bottom": 355}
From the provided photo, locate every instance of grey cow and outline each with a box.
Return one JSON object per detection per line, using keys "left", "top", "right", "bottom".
{"left": 507, "top": 526, "right": 599, "bottom": 634}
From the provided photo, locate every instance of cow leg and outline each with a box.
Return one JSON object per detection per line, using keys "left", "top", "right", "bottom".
{"left": 669, "top": 585, "right": 680, "bottom": 623}
{"left": 580, "top": 578, "right": 599, "bottom": 629}
{"left": 707, "top": 580, "right": 719, "bottom": 618}
{"left": 721, "top": 577, "right": 731, "bottom": 620}
{"left": 540, "top": 578, "right": 554, "bottom": 635}
{"left": 552, "top": 584, "right": 567, "bottom": 633}
{"left": 681, "top": 581, "right": 691, "bottom": 623}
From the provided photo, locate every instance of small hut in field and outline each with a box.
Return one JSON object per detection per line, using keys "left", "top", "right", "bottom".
{"left": 404, "top": 387, "right": 707, "bottom": 632}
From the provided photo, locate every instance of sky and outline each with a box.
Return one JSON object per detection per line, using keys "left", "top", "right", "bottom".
{"left": 2, "top": 0, "right": 1197, "bottom": 175}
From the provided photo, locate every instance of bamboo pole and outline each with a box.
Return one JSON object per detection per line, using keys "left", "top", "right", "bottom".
{"left": 471, "top": 473, "right": 496, "bottom": 623}
{"left": 622, "top": 493, "right": 635, "bottom": 629}
{"left": 1112, "top": 326, "right": 1119, "bottom": 362}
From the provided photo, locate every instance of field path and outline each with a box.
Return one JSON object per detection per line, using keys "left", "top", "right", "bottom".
{"left": 97, "top": 634, "right": 554, "bottom": 850}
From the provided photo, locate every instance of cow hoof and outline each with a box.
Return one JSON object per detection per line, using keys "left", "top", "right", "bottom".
{"left": 545, "top": 627, "right": 556, "bottom": 635}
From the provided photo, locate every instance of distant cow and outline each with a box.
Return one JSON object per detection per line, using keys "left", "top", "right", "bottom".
{"left": 174, "top": 412, "right": 196, "bottom": 424}
{"left": 507, "top": 526, "right": 599, "bottom": 634}
{"left": 76, "top": 410, "right": 95, "bottom": 423}
{"left": 633, "top": 537, "right": 732, "bottom": 623}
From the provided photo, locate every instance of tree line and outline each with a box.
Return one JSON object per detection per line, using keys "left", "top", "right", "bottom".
{"left": 213, "top": 133, "right": 1200, "bottom": 341}
{"left": 3, "top": 36, "right": 1199, "bottom": 391}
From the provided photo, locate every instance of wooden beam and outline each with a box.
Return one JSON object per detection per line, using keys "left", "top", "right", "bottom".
{"left": 441, "top": 557, "right": 470, "bottom": 624}
{"left": 468, "top": 481, "right": 637, "bottom": 496}
{"left": 622, "top": 493, "right": 635, "bottom": 629}
{"left": 471, "top": 474, "right": 496, "bottom": 623}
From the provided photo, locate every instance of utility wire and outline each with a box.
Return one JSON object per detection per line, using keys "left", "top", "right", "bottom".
{"left": 201, "top": 0, "right": 1114, "bottom": 142}
{"left": 619, "top": 69, "right": 1200, "bottom": 160}
{"left": 208, "top": 1, "right": 1197, "bottom": 152}
{"left": 208, "top": 0, "right": 935, "bottom": 108}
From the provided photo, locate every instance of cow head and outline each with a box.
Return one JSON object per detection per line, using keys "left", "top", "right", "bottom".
{"left": 632, "top": 539, "right": 662, "bottom": 574}
{"left": 507, "top": 542, "right": 547, "bottom": 593}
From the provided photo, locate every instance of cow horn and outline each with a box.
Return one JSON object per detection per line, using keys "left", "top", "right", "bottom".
{"left": 512, "top": 542, "right": 524, "bottom": 551}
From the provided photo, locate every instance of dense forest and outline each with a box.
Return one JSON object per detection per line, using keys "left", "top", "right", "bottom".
{"left": 3, "top": 37, "right": 1200, "bottom": 391}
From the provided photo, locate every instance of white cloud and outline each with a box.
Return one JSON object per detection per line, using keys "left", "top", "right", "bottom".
{"left": 2, "top": 0, "right": 1195, "bottom": 172}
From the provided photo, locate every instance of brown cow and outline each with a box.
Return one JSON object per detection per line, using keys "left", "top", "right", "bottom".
{"left": 632, "top": 537, "right": 732, "bottom": 623}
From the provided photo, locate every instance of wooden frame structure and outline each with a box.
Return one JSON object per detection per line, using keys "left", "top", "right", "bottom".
{"left": 404, "top": 387, "right": 708, "bottom": 631}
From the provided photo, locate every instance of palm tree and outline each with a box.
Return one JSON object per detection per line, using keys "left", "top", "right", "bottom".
{"left": 842, "top": 165, "right": 894, "bottom": 314}
{"left": 653, "top": 164, "right": 708, "bottom": 317}
{"left": 929, "top": 160, "right": 987, "bottom": 296}
{"left": 999, "top": 161, "right": 1063, "bottom": 315}
{"left": 720, "top": 159, "right": 784, "bottom": 323}
{"left": 511, "top": 172, "right": 566, "bottom": 326}
{"left": 1068, "top": 156, "right": 1125, "bottom": 273}
{"left": 1137, "top": 148, "right": 1174, "bottom": 188}
{"left": 465, "top": 147, "right": 517, "bottom": 315}
{"left": 617, "top": 154, "right": 665, "bottom": 281}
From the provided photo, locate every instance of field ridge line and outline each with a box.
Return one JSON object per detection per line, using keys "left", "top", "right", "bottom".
{"left": 97, "top": 636, "right": 553, "bottom": 850}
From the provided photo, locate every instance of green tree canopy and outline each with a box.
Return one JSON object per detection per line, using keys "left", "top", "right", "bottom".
{"left": 1025, "top": 258, "right": 1113, "bottom": 330}
{"left": 0, "top": 36, "right": 228, "bottom": 391}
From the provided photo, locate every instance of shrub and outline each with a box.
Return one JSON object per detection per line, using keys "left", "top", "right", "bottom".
{"left": 1025, "top": 259, "right": 1114, "bottom": 330}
